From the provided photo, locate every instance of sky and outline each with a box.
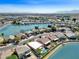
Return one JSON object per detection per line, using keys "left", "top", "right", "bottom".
{"left": 0, "top": 0, "right": 79, "bottom": 13}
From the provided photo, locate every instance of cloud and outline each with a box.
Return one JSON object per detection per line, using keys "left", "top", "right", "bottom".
{"left": 0, "top": 4, "right": 78, "bottom": 13}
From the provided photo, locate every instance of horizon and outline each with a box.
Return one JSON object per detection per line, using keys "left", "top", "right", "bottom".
{"left": 0, "top": 0, "right": 79, "bottom": 13}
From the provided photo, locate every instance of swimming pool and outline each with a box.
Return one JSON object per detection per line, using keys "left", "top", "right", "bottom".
{"left": 0, "top": 23, "right": 51, "bottom": 36}
{"left": 49, "top": 43, "right": 79, "bottom": 59}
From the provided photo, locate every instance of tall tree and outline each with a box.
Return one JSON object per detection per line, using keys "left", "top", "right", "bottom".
{"left": 72, "top": 18, "right": 76, "bottom": 23}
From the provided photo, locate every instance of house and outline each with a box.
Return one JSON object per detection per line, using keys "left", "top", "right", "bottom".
{"left": 0, "top": 45, "right": 15, "bottom": 59}
{"left": 18, "top": 35, "right": 35, "bottom": 45}
{"left": 35, "top": 36, "right": 51, "bottom": 49}
{"left": 15, "top": 45, "right": 31, "bottom": 59}
{"left": 53, "top": 32, "right": 65, "bottom": 38}
{"left": 36, "top": 35, "right": 51, "bottom": 44}
{"left": 65, "top": 31, "right": 76, "bottom": 39}
{"left": 57, "top": 27, "right": 71, "bottom": 32}
{"left": 0, "top": 48, "right": 15, "bottom": 59}
{"left": 47, "top": 32, "right": 59, "bottom": 41}
{"left": 18, "top": 39, "right": 28, "bottom": 45}
{"left": 53, "top": 32, "right": 66, "bottom": 41}
{"left": 28, "top": 41, "right": 43, "bottom": 50}
{"left": 35, "top": 33, "right": 58, "bottom": 48}
{"left": 28, "top": 41, "right": 47, "bottom": 57}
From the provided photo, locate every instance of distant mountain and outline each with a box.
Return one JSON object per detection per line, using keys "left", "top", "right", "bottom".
{"left": 0, "top": 10, "right": 79, "bottom": 16}
{"left": 57, "top": 10, "right": 79, "bottom": 14}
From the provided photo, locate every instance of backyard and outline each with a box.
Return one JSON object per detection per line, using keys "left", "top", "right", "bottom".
{"left": 6, "top": 55, "right": 18, "bottom": 59}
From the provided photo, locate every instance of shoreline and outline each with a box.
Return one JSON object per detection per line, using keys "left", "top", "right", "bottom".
{"left": 0, "top": 23, "right": 10, "bottom": 30}
{"left": 43, "top": 41, "right": 79, "bottom": 59}
{"left": 43, "top": 44, "right": 62, "bottom": 59}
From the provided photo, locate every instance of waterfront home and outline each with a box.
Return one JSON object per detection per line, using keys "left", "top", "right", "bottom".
{"left": 57, "top": 27, "right": 71, "bottom": 32}
{"left": 28, "top": 41, "right": 43, "bottom": 50}
{"left": 37, "top": 32, "right": 58, "bottom": 41}
{"left": 28, "top": 36, "right": 35, "bottom": 40}
{"left": 37, "top": 36, "right": 50, "bottom": 44}
{"left": 53, "top": 32, "right": 65, "bottom": 38}
{"left": 18, "top": 35, "right": 36, "bottom": 45}
{"left": 34, "top": 33, "right": 58, "bottom": 48}
{"left": 53, "top": 32, "right": 66, "bottom": 41}
{"left": 47, "top": 32, "right": 59, "bottom": 41}
{"left": 28, "top": 41, "right": 47, "bottom": 57}
{"left": 65, "top": 31, "right": 76, "bottom": 39}
{"left": 39, "top": 28, "right": 47, "bottom": 33}
{"left": 15, "top": 45, "right": 31, "bottom": 59}
{"left": 35, "top": 36, "right": 51, "bottom": 48}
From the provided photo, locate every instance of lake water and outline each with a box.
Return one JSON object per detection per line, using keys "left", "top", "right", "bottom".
{"left": 0, "top": 23, "right": 50, "bottom": 36}
{"left": 49, "top": 43, "right": 79, "bottom": 59}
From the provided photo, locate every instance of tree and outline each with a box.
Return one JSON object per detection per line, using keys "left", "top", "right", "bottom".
{"left": 12, "top": 20, "right": 21, "bottom": 25}
{"left": 61, "top": 18, "right": 64, "bottom": 21}
{"left": 51, "top": 26, "right": 56, "bottom": 32}
{"left": 1, "top": 33, "right": 4, "bottom": 36}
{"left": 48, "top": 25, "right": 52, "bottom": 28}
{"left": 35, "top": 26, "right": 39, "bottom": 29}
{"left": 1, "top": 21, "right": 4, "bottom": 24}
{"left": 72, "top": 18, "right": 76, "bottom": 23}
{"left": 67, "top": 18, "right": 70, "bottom": 20}
{"left": 12, "top": 20, "right": 17, "bottom": 24}
{"left": 37, "top": 48, "right": 42, "bottom": 55}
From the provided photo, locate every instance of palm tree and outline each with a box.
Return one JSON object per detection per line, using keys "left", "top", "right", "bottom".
{"left": 35, "top": 26, "right": 39, "bottom": 29}
{"left": 1, "top": 33, "right": 4, "bottom": 36}
{"left": 72, "top": 18, "right": 76, "bottom": 23}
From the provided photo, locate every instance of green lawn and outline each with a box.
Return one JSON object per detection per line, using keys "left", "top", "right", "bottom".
{"left": 6, "top": 55, "right": 18, "bottom": 59}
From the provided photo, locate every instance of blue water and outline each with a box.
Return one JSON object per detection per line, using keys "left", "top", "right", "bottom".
{"left": 0, "top": 23, "right": 50, "bottom": 36}
{"left": 49, "top": 43, "right": 79, "bottom": 59}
